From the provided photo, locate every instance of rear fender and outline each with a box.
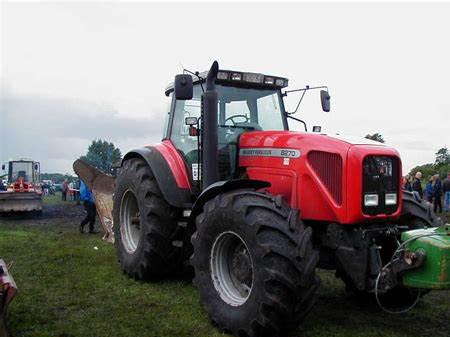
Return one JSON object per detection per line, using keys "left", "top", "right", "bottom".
{"left": 122, "top": 141, "right": 193, "bottom": 209}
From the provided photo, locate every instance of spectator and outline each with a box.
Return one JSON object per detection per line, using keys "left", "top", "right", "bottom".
{"left": 432, "top": 174, "right": 442, "bottom": 213}
{"left": 425, "top": 176, "right": 434, "bottom": 203}
{"left": 412, "top": 171, "right": 423, "bottom": 198}
{"left": 68, "top": 181, "right": 74, "bottom": 201}
{"left": 61, "top": 179, "right": 69, "bottom": 201}
{"left": 0, "top": 180, "right": 6, "bottom": 192}
{"left": 403, "top": 174, "right": 413, "bottom": 191}
{"left": 42, "top": 181, "right": 49, "bottom": 196}
{"left": 444, "top": 172, "right": 450, "bottom": 212}
{"left": 79, "top": 180, "right": 97, "bottom": 234}
{"left": 74, "top": 179, "right": 81, "bottom": 205}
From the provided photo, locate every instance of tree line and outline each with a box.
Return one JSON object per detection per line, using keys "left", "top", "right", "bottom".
{"left": 41, "top": 140, "right": 122, "bottom": 183}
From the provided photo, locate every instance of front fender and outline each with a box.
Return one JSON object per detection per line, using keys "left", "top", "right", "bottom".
{"left": 189, "top": 179, "right": 271, "bottom": 222}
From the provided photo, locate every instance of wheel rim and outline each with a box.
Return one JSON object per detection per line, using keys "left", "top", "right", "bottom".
{"left": 120, "top": 190, "right": 141, "bottom": 254}
{"left": 210, "top": 231, "right": 254, "bottom": 306}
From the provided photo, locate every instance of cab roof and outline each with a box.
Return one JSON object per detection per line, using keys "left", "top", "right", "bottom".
{"left": 165, "top": 69, "right": 288, "bottom": 96}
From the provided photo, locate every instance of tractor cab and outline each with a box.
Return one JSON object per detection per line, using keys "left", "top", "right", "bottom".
{"left": 3, "top": 160, "right": 41, "bottom": 189}
{"left": 165, "top": 70, "right": 290, "bottom": 184}
{"left": 0, "top": 160, "right": 43, "bottom": 212}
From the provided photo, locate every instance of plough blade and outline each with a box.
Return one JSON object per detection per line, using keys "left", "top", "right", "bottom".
{"left": 0, "top": 259, "right": 17, "bottom": 337}
{"left": 73, "top": 159, "right": 115, "bottom": 243}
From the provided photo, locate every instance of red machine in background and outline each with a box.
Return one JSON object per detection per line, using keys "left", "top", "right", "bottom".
{"left": 0, "top": 160, "right": 42, "bottom": 214}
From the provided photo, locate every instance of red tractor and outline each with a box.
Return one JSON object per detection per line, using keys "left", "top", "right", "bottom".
{"left": 76, "top": 62, "right": 445, "bottom": 337}
{"left": 0, "top": 160, "right": 43, "bottom": 214}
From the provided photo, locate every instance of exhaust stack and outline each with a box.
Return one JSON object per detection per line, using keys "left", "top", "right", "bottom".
{"left": 201, "top": 61, "right": 219, "bottom": 189}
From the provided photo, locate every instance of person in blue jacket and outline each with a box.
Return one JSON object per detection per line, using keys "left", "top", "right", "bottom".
{"left": 425, "top": 176, "right": 434, "bottom": 203}
{"left": 79, "top": 180, "right": 97, "bottom": 234}
{"left": 432, "top": 174, "right": 442, "bottom": 213}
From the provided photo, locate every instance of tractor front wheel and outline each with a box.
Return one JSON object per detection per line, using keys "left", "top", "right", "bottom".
{"left": 191, "top": 190, "right": 319, "bottom": 337}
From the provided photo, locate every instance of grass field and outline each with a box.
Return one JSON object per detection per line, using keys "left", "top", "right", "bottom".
{"left": 1, "top": 194, "right": 449, "bottom": 337}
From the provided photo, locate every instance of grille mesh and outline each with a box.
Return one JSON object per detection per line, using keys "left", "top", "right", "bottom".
{"left": 308, "top": 151, "right": 343, "bottom": 205}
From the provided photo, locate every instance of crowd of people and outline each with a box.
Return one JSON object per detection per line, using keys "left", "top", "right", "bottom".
{"left": 403, "top": 171, "right": 450, "bottom": 213}
{"left": 61, "top": 179, "right": 81, "bottom": 202}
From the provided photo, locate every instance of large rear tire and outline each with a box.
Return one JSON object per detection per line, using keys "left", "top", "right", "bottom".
{"left": 113, "top": 158, "right": 182, "bottom": 280}
{"left": 191, "top": 190, "right": 319, "bottom": 337}
{"left": 399, "top": 190, "right": 442, "bottom": 228}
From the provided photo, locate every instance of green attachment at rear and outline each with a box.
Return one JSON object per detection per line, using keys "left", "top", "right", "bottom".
{"left": 401, "top": 224, "right": 450, "bottom": 290}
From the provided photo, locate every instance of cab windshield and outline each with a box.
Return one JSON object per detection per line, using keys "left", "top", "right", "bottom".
{"left": 176, "top": 84, "right": 287, "bottom": 132}
{"left": 170, "top": 84, "right": 287, "bottom": 180}
{"left": 9, "top": 162, "right": 34, "bottom": 183}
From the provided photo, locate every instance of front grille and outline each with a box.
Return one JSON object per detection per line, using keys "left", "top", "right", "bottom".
{"left": 362, "top": 155, "right": 400, "bottom": 215}
{"left": 308, "top": 151, "right": 343, "bottom": 205}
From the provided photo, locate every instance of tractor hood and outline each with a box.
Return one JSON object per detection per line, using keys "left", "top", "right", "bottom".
{"left": 238, "top": 130, "right": 402, "bottom": 225}
{"left": 325, "top": 133, "right": 387, "bottom": 146}
{"left": 238, "top": 130, "right": 390, "bottom": 154}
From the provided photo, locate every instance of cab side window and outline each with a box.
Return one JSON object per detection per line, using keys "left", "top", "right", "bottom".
{"left": 162, "top": 93, "right": 173, "bottom": 140}
{"left": 170, "top": 86, "right": 202, "bottom": 171}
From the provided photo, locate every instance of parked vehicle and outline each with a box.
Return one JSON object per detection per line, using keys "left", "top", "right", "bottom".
{"left": 0, "top": 160, "right": 43, "bottom": 213}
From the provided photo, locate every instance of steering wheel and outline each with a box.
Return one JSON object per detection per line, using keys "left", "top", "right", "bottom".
{"left": 225, "top": 114, "right": 250, "bottom": 125}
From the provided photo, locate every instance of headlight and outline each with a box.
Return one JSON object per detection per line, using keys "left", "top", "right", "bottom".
{"left": 364, "top": 194, "right": 379, "bottom": 207}
{"left": 231, "top": 72, "right": 243, "bottom": 81}
{"left": 385, "top": 193, "right": 397, "bottom": 205}
{"left": 217, "top": 71, "right": 229, "bottom": 80}
{"left": 264, "top": 76, "right": 275, "bottom": 85}
{"left": 275, "top": 78, "right": 286, "bottom": 86}
{"left": 243, "top": 72, "right": 264, "bottom": 84}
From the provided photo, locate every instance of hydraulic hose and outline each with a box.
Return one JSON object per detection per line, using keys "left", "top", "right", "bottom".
{"left": 375, "top": 231, "right": 448, "bottom": 314}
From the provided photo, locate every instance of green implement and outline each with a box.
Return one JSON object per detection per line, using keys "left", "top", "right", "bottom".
{"left": 401, "top": 224, "right": 450, "bottom": 290}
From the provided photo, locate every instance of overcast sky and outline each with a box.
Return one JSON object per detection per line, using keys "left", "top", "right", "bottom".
{"left": 1, "top": 1, "right": 449, "bottom": 174}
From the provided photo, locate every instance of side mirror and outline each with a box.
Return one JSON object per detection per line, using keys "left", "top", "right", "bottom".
{"left": 34, "top": 164, "right": 39, "bottom": 170}
{"left": 174, "top": 74, "right": 193, "bottom": 100}
{"left": 320, "top": 90, "right": 331, "bottom": 112}
{"left": 1, "top": 164, "right": 4, "bottom": 171}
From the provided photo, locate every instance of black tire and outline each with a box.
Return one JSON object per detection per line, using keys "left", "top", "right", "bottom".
{"left": 113, "top": 158, "right": 182, "bottom": 280}
{"left": 399, "top": 190, "right": 442, "bottom": 228}
{"left": 191, "top": 190, "right": 320, "bottom": 337}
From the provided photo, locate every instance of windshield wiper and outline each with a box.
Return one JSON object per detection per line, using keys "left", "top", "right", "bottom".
{"left": 218, "top": 124, "right": 255, "bottom": 130}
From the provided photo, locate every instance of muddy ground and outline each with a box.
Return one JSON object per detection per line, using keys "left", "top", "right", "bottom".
{"left": 0, "top": 194, "right": 449, "bottom": 337}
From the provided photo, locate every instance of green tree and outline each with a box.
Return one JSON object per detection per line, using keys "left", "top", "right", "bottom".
{"left": 80, "top": 139, "right": 122, "bottom": 174}
{"left": 409, "top": 146, "right": 450, "bottom": 180}
{"left": 435, "top": 147, "right": 450, "bottom": 165}
{"left": 365, "top": 133, "right": 385, "bottom": 143}
{"left": 41, "top": 173, "right": 76, "bottom": 183}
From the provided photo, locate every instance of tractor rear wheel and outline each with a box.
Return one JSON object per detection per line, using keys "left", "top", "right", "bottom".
{"left": 113, "top": 158, "right": 182, "bottom": 280}
{"left": 191, "top": 190, "right": 320, "bottom": 337}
